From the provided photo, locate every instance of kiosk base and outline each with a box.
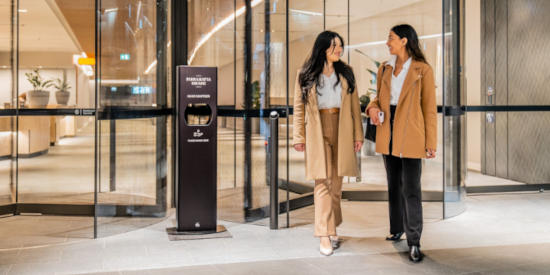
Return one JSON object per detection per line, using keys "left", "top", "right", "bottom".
{"left": 166, "top": 225, "right": 230, "bottom": 241}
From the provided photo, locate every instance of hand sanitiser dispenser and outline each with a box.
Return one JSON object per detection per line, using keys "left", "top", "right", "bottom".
{"left": 171, "top": 66, "right": 225, "bottom": 235}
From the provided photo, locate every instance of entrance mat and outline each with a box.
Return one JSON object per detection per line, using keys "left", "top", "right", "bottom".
{"left": 166, "top": 225, "right": 231, "bottom": 241}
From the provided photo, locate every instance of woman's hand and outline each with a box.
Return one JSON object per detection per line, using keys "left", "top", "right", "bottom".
{"left": 426, "top": 148, "right": 436, "bottom": 159}
{"left": 354, "top": 141, "right": 363, "bottom": 153}
{"left": 368, "top": 107, "right": 381, "bottom": 125}
{"left": 294, "top": 143, "right": 305, "bottom": 152}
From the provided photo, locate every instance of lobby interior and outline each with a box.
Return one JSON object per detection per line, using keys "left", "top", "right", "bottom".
{"left": 0, "top": 0, "right": 549, "bottom": 274}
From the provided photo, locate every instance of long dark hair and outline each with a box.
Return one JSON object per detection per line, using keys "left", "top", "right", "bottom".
{"left": 391, "top": 24, "right": 428, "bottom": 64}
{"left": 298, "top": 31, "right": 356, "bottom": 103}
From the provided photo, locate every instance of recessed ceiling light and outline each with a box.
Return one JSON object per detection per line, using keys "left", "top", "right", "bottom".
{"left": 18, "top": 9, "right": 27, "bottom": 13}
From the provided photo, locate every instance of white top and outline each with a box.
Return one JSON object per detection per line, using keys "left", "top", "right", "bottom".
{"left": 316, "top": 72, "right": 342, "bottom": 109}
{"left": 387, "top": 55, "right": 412, "bottom": 106}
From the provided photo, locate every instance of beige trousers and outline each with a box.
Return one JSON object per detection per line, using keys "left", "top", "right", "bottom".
{"left": 314, "top": 112, "right": 343, "bottom": 237}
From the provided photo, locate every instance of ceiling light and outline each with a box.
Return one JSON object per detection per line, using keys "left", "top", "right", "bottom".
{"left": 144, "top": 60, "right": 157, "bottom": 74}
{"left": 18, "top": 9, "right": 27, "bottom": 13}
{"left": 101, "top": 79, "right": 140, "bottom": 85}
{"left": 347, "top": 32, "right": 452, "bottom": 49}
{"left": 289, "top": 9, "right": 322, "bottom": 16}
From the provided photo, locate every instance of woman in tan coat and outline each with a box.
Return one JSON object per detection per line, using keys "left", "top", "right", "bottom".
{"left": 293, "top": 31, "right": 363, "bottom": 256}
{"left": 366, "top": 24, "right": 437, "bottom": 263}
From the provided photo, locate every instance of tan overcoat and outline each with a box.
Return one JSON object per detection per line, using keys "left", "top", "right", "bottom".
{"left": 366, "top": 60, "right": 437, "bottom": 158}
{"left": 292, "top": 73, "right": 364, "bottom": 180}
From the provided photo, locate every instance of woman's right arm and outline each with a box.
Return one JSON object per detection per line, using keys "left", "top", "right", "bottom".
{"left": 292, "top": 73, "right": 306, "bottom": 151}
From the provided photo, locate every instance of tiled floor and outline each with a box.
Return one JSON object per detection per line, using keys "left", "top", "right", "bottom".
{"left": 1, "top": 192, "right": 549, "bottom": 274}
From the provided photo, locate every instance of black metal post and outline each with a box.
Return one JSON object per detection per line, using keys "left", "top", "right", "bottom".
{"left": 285, "top": 0, "right": 290, "bottom": 228}
{"left": 323, "top": 0, "right": 326, "bottom": 30}
{"left": 109, "top": 119, "right": 116, "bottom": 191}
{"left": 172, "top": 0, "right": 188, "bottom": 209}
{"left": 244, "top": 0, "right": 253, "bottom": 217}
{"left": 269, "top": 111, "right": 279, "bottom": 229}
{"left": 264, "top": 0, "right": 271, "bottom": 188}
{"left": 264, "top": 0, "right": 270, "bottom": 107}
{"left": 155, "top": 0, "right": 167, "bottom": 210}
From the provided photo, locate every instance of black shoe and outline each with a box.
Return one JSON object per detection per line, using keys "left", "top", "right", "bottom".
{"left": 385, "top": 232, "right": 404, "bottom": 241}
{"left": 329, "top": 236, "right": 341, "bottom": 250}
{"left": 409, "top": 245, "right": 423, "bottom": 262}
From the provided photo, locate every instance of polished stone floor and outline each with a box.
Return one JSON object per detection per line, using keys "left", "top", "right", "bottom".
{"left": 1, "top": 192, "right": 549, "bottom": 274}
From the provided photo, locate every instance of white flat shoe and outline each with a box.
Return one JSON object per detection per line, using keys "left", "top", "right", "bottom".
{"left": 320, "top": 244, "right": 333, "bottom": 256}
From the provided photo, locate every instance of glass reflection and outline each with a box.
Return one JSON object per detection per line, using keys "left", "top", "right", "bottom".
{"left": 100, "top": 0, "right": 159, "bottom": 107}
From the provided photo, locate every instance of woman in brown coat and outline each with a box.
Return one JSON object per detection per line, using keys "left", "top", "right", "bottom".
{"left": 293, "top": 31, "right": 363, "bottom": 256}
{"left": 366, "top": 24, "right": 437, "bottom": 263}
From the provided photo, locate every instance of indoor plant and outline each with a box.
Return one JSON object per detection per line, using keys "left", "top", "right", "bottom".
{"left": 251, "top": 80, "right": 261, "bottom": 134}
{"left": 25, "top": 69, "right": 53, "bottom": 107}
{"left": 53, "top": 75, "right": 71, "bottom": 105}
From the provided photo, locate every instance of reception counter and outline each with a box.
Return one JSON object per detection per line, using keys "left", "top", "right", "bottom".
{"left": 0, "top": 117, "right": 12, "bottom": 157}
{"left": 0, "top": 114, "right": 76, "bottom": 158}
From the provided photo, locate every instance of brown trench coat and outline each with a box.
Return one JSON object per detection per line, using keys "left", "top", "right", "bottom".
{"left": 292, "top": 73, "right": 364, "bottom": 180}
{"left": 366, "top": 59, "right": 437, "bottom": 159}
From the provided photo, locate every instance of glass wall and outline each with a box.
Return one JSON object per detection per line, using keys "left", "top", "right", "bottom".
{"left": 0, "top": 0, "right": 172, "bottom": 239}
{"left": 464, "top": 0, "right": 550, "bottom": 192}
{"left": 348, "top": 0, "right": 444, "bottom": 214}
{"left": 0, "top": 0, "right": 15, "bottom": 209}
{"left": 0, "top": 0, "right": 471, "bottom": 240}
{"left": 187, "top": 0, "right": 466, "bottom": 224}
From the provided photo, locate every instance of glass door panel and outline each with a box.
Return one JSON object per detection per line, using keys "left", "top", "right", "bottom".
{"left": 348, "top": 0, "right": 444, "bottom": 219}
{"left": 16, "top": 0, "right": 96, "bottom": 207}
{"left": 95, "top": 0, "right": 169, "bottom": 237}
{"left": 0, "top": 0, "right": 15, "bottom": 210}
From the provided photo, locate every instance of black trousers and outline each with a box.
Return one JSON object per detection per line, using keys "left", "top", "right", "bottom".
{"left": 383, "top": 105, "right": 423, "bottom": 247}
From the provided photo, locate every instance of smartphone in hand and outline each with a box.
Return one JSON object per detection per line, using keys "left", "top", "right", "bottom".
{"left": 378, "top": 111, "right": 385, "bottom": 124}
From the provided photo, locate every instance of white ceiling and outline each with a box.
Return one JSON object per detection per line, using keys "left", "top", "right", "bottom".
{"left": 0, "top": 0, "right": 79, "bottom": 52}
{"left": 0, "top": 0, "right": 441, "bottom": 64}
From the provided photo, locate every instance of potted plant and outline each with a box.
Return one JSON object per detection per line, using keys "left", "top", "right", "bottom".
{"left": 251, "top": 80, "right": 261, "bottom": 134}
{"left": 53, "top": 75, "right": 71, "bottom": 105}
{"left": 240, "top": 81, "right": 262, "bottom": 134}
{"left": 25, "top": 69, "right": 53, "bottom": 107}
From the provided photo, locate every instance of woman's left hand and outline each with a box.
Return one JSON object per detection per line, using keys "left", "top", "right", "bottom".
{"left": 354, "top": 141, "right": 363, "bottom": 153}
{"left": 426, "top": 148, "right": 436, "bottom": 159}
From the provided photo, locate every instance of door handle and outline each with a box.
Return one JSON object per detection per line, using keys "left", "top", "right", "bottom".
{"left": 487, "top": 86, "right": 494, "bottom": 105}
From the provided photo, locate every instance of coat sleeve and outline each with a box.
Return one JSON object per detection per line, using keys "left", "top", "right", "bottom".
{"left": 421, "top": 65, "right": 438, "bottom": 150}
{"left": 350, "top": 86, "right": 364, "bottom": 142}
{"left": 292, "top": 72, "right": 306, "bottom": 146}
{"left": 365, "top": 64, "right": 385, "bottom": 116}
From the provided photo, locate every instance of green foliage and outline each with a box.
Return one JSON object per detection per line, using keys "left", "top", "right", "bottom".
{"left": 357, "top": 51, "right": 382, "bottom": 106}
{"left": 241, "top": 80, "right": 262, "bottom": 109}
{"left": 251, "top": 80, "right": 261, "bottom": 109}
{"left": 53, "top": 74, "right": 71, "bottom": 92}
{"left": 359, "top": 94, "right": 370, "bottom": 107}
{"left": 25, "top": 69, "right": 53, "bottom": 91}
